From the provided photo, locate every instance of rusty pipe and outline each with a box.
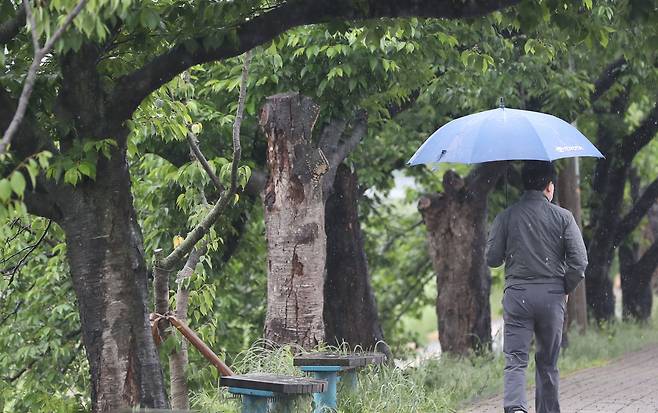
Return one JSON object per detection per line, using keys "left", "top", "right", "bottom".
{"left": 166, "top": 315, "right": 234, "bottom": 376}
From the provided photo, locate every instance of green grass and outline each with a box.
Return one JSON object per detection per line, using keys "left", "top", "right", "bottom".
{"left": 191, "top": 315, "right": 658, "bottom": 413}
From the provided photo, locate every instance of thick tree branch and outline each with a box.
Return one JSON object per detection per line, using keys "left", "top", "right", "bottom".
{"left": 332, "top": 111, "right": 368, "bottom": 167}
{"left": 23, "top": 180, "right": 62, "bottom": 221}
{"left": 110, "top": 0, "right": 520, "bottom": 120}
{"left": 0, "top": 0, "right": 88, "bottom": 154}
{"left": 621, "top": 100, "right": 658, "bottom": 162}
{"left": 466, "top": 161, "right": 508, "bottom": 198}
{"left": 0, "top": 5, "right": 26, "bottom": 46}
{"left": 386, "top": 89, "right": 421, "bottom": 118}
{"left": 615, "top": 177, "right": 658, "bottom": 244}
{"left": 591, "top": 57, "right": 627, "bottom": 102}
{"left": 328, "top": 89, "right": 419, "bottom": 165}
{"left": 631, "top": 237, "right": 658, "bottom": 277}
{"left": 321, "top": 91, "right": 421, "bottom": 197}
{"left": 320, "top": 113, "right": 367, "bottom": 199}
{"left": 318, "top": 119, "right": 348, "bottom": 158}
{"left": 159, "top": 51, "right": 251, "bottom": 270}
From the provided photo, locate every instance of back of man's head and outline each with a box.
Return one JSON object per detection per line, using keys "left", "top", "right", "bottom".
{"left": 522, "top": 161, "right": 556, "bottom": 191}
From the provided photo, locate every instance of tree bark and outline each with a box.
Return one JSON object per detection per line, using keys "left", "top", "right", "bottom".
{"left": 418, "top": 164, "right": 504, "bottom": 355}
{"left": 260, "top": 93, "right": 328, "bottom": 348}
{"left": 324, "top": 164, "right": 387, "bottom": 353}
{"left": 169, "top": 300, "right": 190, "bottom": 410}
{"left": 169, "top": 244, "right": 206, "bottom": 410}
{"left": 619, "top": 242, "right": 653, "bottom": 321}
{"left": 58, "top": 143, "right": 168, "bottom": 412}
{"left": 617, "top": 170, "right": 658, "bottom": 322}
{"left": 619, "top": 180, "right": 658, "bottom": 322}
{"left": 557, "top": 157, "right": 587, "bottom": 335}
{"left": 585, "top": 157, "right": 626, "bottom": 322}
{"left": 649, "top": 204, "right": 658, "bottom": 295}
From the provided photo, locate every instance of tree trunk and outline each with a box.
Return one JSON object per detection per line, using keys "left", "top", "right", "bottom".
{"left": 585, "top": 158, "right": 627, "bottom": 322}
{"left": 557, "top": 157, "right": 587, "bottom": 335}
{"left": 649, "top": 204, "right": 658, "bottom": 295}
{"left": 418, "top": 166, "right": 502, "bottom": 355}
{"left": 260, "top": 93, "right": 327, "bottom": 348}
{"left": 618, "top": 170, "right": 657, "bottom": 322}
{"left": 324, "top": 164, "right": 387, "bottom": 353}
{"left": 619, "top": 242, "right": 653, "bottom": 321}
{"left": 58, "top": 143, "right": 168, "bottom": 412}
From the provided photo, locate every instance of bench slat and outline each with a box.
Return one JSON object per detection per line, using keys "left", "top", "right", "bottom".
{"left": 220, "top": 373, "right": 327, "bottom": 394}
{"left": 293, "top": 352, "right": 386, "bottom": 367}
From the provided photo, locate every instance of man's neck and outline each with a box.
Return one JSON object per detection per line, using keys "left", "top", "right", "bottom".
{"left": 523, "top": 190, "right": 549, "bottom": 202}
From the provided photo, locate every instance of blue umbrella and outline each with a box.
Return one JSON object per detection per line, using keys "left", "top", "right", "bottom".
{"left": 408, "top": 106, "right": 604, "bottom": 165}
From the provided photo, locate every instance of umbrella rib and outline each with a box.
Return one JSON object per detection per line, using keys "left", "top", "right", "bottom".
{"left": 468, "top": 109, "right": 499, "bottom": 164}
{"left": 526, "top": 117, "right": 554, "bottom": 161}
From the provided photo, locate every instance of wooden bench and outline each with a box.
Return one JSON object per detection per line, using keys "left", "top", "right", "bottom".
{"left": 293, "top": 352, "right": 386, "bottom": 412}
{"left": 220, "top": 373, "right": 327, "bottom": 413}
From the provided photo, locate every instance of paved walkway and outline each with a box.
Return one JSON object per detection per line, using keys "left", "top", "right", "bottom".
{"left": 467, "top": 345, "right": 658, "bottom": 413}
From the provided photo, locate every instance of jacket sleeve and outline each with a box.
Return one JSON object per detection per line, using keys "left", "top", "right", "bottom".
{"left": 486, "top": 212, "right": 506, "bottom": 268}
{"left": 563, "top": 211, "right": 588, "bottom": 294}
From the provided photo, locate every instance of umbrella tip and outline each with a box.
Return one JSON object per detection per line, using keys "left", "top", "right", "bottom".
{"left": 499, "top": 97, "right": 505, "bottom": 109}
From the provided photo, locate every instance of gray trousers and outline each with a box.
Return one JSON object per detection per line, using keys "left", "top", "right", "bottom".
{"left": 503, "top": 283, "right": 566, "bottom": 413}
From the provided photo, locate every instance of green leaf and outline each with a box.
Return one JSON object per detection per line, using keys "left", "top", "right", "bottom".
{"left": 78, "top": 161, "right": 96, "bottom": 179}
{"left": 437, "top": 32, "right": 458, "bottom": 47}
{"left": 191, "top": 123, "right": 203, "bottom": 134}
{"left": 599, "top": 29, "right": 609, "bottom": 47}
{"left": 0, "top": 179, "right": 11, "bottom": 202}
{"left": 272, "top": 53, "right": 283, "bottom": 68}
{"left": 140, "top": 8, "right": 160, "bottom": 30}
{"left": 460, "top": 50, "right": 472, "bottom": 67}
{"left": 584, "top": 0, "right": 593, "bottom": 10}
{"left": 26, "top": 160, "right": 39, "bottom": 188}
{"left": 10, "top": 172, "right": 26, "bottom": 196}
{"left": 64, "top": 168, "right": 81, "bottom": 186}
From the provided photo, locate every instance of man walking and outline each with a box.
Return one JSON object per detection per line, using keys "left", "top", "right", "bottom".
{"left": 486, "top": 161, "right": 588, "bottom": 413}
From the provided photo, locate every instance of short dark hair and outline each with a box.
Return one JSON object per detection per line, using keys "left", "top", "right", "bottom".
{"left": 522, "top": 161, "right": 556, "bottom": 191}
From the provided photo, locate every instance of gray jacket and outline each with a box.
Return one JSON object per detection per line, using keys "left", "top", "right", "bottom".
{"left": 486, "top": 190, "right": 588, "bottom": 294}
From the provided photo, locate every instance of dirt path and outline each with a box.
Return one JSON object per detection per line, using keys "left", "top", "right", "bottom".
{"left": 467, "top": 345, "right": 658, "bottom": 412}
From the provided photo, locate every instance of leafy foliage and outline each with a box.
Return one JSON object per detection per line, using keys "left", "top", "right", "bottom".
{"left": 0, "top": 216, "right": 86, "bottom": 412}
{"left": 1, "top": 0, "right": 657, "bottom": 409}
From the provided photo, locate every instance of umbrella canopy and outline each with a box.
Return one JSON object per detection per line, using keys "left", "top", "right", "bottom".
{"left": 408, "top": 107, "right": 604, "bottom": 165}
